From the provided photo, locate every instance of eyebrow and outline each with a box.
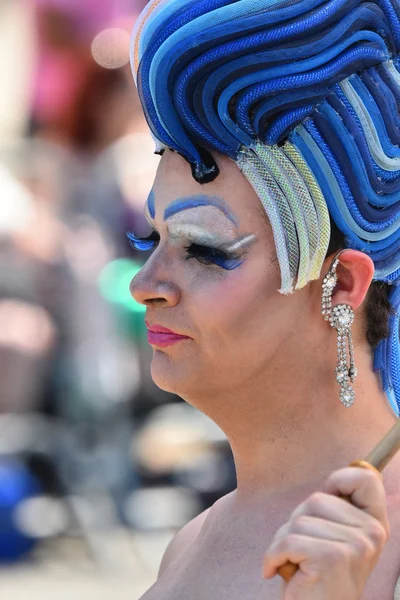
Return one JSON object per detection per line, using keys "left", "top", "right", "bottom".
{"left": 163, "top": 195, "right": 238, "bottom": 225}
{"left": 146, "top": 189, "right": 156, "bottom": 219}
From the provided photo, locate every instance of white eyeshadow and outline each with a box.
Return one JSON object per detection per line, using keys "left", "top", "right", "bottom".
{"left": 167, "top": 222, "right": 225, "bottom": 246}
{"left": 224, "top": 234, "right": 256, "bottom": 253}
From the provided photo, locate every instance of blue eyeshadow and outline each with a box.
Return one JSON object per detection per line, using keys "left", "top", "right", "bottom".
{"left": 164, "top": 195, "right": 238, "bottom": 225}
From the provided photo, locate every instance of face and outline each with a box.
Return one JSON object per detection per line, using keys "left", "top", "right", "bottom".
{"left": 130, "top": 150, "right": 313, "bottom": 409}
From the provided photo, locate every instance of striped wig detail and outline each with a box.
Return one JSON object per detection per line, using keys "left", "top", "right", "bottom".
{"left": 131, "top": 0, "right": 400, "bottom": 415}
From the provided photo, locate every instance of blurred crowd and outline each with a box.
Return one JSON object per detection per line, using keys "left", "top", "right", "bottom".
{"left": 0, "top": 0, "right": 235, "bottom": 582}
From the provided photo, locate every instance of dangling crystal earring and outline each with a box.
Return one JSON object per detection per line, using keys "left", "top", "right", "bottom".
{"left": 321, "top": 251, "right": 357, "bottom": 408}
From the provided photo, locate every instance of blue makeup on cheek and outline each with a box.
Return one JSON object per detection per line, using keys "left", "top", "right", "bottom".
{"left": 164, "top": 195, "right": 238, "bottom": 225}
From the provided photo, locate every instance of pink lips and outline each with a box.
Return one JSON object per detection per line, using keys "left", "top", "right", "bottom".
{"left": 146, "top": 322, "right": 191, "bottom": 348}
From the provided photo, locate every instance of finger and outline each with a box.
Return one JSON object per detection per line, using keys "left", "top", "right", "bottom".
{"left": 290, "top": 492, "right": 373, "bottom": 528}
{"left": 323, "top": 467, "right": 389, "bottom": 533}
{"left": 263, "top": 534, "right": 349, "bottom": 579}
{"left": 273, "top": 515, "right": 366, "bottom": 546}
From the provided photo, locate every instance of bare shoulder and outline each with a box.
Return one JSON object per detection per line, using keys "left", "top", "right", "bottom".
{"left": 158, "top": 507, "right": 211, "bottom": 578}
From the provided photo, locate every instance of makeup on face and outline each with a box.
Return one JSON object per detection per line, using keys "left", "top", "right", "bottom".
{"left": 131, "top": 193, "right": 257, "bottom": 270}
{"left": 146, "top": 322, "right": 192, "bottom": 348}
{"left": 163, "top": 195, "right": 238, "bottom": 226}
{"left": 147, "top": 189, "right": 156, "bottom": 219}
{"left": 166, "top": 208, "right": 238, "bottom": 246}
{"left": 165, "top": 198, "right": 253, "bottom": 270}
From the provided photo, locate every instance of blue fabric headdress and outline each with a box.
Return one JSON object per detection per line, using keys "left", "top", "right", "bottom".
{"left": 131, "top": 0, "right": 400, "bottom": 416}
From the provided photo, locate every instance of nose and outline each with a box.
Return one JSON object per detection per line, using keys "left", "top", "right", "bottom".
{"left": 130, "top": 256, "right": 181, "bottom": 308}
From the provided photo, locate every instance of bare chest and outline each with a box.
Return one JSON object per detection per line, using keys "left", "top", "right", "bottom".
{"left": 140, "top": 574, "right": 281, "bottom": 600}
{"left": 140, "top": 533, "right": 283, "bottom": 600}
{"left": 140, "top": 496, "right": 400, "bottom": 600}
{"left": 141, "top": 548, "right": 400, "bottom": 600}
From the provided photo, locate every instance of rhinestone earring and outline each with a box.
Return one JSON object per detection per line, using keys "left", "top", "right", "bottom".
{"left": 321, "top": 252, "right": 357, "bottom": 408}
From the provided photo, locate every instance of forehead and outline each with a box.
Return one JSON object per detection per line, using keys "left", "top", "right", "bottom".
{"left": 151, "top": 150, "right": 268, "bottom": 228}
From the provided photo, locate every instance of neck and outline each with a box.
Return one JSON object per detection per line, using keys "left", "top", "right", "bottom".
{"left": 196, "top": 343, "right": 397, "bottom": 504}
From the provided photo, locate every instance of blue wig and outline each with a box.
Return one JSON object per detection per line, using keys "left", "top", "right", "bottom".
{"left": 131, "top": 0, "right": 400, "bottom": 416}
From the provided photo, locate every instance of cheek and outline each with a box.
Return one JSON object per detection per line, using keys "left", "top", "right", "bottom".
{"left": 185, "top": 257, "right": 280, "bottom": 346}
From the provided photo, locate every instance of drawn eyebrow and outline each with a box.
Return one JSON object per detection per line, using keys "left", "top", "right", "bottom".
{"left": 145, "top": 189, "right": 156, "bottom": 219}
{"left": 163, "top": 195, "right": 238, "bottom": 225}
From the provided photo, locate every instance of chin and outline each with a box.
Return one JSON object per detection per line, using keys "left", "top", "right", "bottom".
{"left": 150, "top": 349, "right": 185, "bottom": 395}
{"left": 150, "top": 349, "right": 206, "bottom": 400}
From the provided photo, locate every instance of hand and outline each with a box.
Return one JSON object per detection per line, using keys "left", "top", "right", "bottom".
{"left": 262, "top": 467, "right": 390, "bottom": 600}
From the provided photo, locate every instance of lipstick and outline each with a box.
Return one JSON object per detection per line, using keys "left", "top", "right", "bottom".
{"left": 146, "top": 323, "right": 191, "bottom": 348}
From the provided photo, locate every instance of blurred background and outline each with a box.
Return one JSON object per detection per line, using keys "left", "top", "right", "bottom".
{"left": 0, "top": 0, "right": 236, "bottom": 597}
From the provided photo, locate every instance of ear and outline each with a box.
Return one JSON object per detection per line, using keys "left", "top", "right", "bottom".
{"left": 329, "top": 250, "right": 374, "bottom": 310}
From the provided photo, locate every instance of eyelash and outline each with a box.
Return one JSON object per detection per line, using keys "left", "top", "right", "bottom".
{"left": 127, "top": 231, "right": 242, "bottom": 270}
{"left": 127, "top": 230, "right": 159, "bottom": 251}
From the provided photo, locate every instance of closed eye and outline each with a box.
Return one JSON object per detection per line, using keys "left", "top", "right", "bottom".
{"left": 127, "top": 231, "right": 243, "bottom": 270}
{"left": 185, "top": 244, "right": 243, "bottom": 270}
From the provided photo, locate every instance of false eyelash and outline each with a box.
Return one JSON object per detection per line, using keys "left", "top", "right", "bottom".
{"left": 185, "top": 244, "right": 243, "bottom": 270}
{"left": 127, "top": 231, "right": 243, "bottom": 270}
{"left": 127, "top": 230, "right": 160, "bottom": 251}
